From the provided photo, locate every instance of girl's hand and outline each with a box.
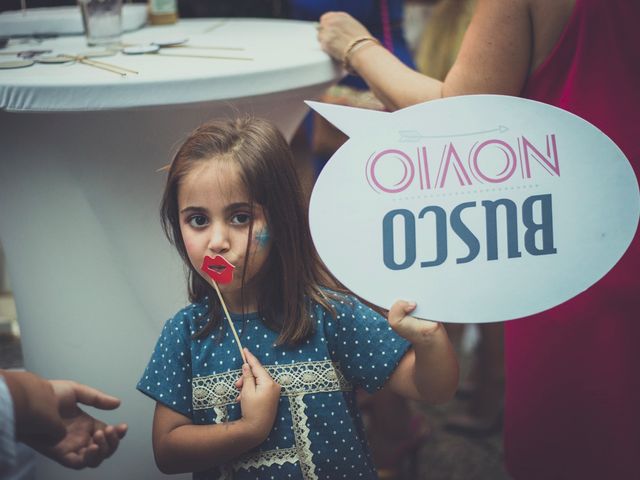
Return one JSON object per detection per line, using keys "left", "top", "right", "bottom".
{"left": 318, "top": 12, "right": 372, "bottom": 62}
{"left": 237, "top": 349, "right": 281, "bottom": 442}
{"left": 386, "top": 302, "right": 459, "bottom": 404}
{"left": 387, "top": 300, "right": 442, "bottom": 346}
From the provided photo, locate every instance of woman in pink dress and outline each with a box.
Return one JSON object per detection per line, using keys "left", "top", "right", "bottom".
{"left": 317, "top": 0, "right": 640, "bottom": 477}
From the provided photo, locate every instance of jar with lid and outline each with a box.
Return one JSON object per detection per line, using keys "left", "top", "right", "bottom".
{"left": 148, "top": 0, "right": 178, "bottom": 25}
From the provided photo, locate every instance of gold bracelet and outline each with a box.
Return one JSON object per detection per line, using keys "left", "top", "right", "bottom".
{"left": 342, "top": 36, "right": 381, "bottom": 75}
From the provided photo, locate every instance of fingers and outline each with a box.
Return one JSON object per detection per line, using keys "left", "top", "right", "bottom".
{"left": 101, "top": 425, "right": 120, "bottom": 457}
{"left": 388, "top": 300, "right": 417, "bottom": 327}
{"left": 243, "top": 349, "right": 268, "bottom": 384}
{"left": 83, "top": 442, "right": 103, "bottom": 469}
{"left": 319, "top": 11, "right": 333, "bottom": 23}
{"left": 73, "top": 383, "right": 121, "bottom": 410}
{"left": 93, "top": 420, "right": 126, "bottom": 443}
{"left": 88, "top": 424, "right": 126, "bottom": 466}
{"left": 387, "top": 301, "right": 443, "bottom": 344}
{"left": 89, "top": 429, "right": 109, "bottom": 465}
{"left": 243, "top": 348, "right": 269, "bottom": 380}
{"left": 59, "top": 450, "right": 88, "bottom": 470}
{"left": 41, "top": 421, "right": 126, "bottom": 470}
{"left": 235, "top": 375, "right": 244, "bottom": 399}
{"left": 67, "top": 425, "right": 124, "bottom": 469}
{"left": 235, "top": 366, "right": 247, "bottom": 402}
{"left": 241, "top": 362, "right": 255, "bottom": 390}
{"left": 114, "top": 423, "right": 128, "bottom": 439}
{"left": 235, "top": 376, "right": 243, "bottom": 403}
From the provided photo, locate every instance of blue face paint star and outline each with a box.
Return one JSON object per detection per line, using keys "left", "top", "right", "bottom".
{"left": 255, "top": 227, "right": 270, "bottom": 248}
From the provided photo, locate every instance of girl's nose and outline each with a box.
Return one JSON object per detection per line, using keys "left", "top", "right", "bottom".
{"left": 207, "top": 226, "right": 230, "bottom": 253}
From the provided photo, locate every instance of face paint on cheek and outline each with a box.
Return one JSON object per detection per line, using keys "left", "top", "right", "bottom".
{"left": 254, "top": 226, "right": 270, "bottom": 248}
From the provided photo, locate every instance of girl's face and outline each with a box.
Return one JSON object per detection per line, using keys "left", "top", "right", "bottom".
{"left": 177, "top": 160, "right": 271, "bottom": 313}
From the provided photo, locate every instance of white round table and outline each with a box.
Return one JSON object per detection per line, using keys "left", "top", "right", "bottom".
{"left": 0, "top": 18, "right": 340, "bottom": 479}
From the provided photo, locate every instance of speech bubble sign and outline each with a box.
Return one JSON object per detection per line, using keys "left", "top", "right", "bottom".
{"left": 308, "top": 95, "right": 639, "bottom": 323}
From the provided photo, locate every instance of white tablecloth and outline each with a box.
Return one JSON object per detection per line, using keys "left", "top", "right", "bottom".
{"left": 0, "top": 18, "right": 340, "bottom": 480}
{"left": 1, "top": 18, "right": 339, "bottom": 111}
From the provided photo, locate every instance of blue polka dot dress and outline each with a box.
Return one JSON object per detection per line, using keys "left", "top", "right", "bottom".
{"left": 137, "top": 292, "right": 411, "bottom": 479}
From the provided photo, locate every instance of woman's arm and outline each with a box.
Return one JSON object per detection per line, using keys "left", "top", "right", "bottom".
{"left": 318, "top": 0, "right": 533, "bottom": 110}
{"left": 152, "top": 349, "right": 281, "bottom": 474}
{"left": 384, "top": 302, "right": 459, "bottom": 404}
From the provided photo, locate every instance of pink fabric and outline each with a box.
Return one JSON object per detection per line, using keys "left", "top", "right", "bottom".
{"left": 505, "top": 0, "right": 640, "bottom": 478}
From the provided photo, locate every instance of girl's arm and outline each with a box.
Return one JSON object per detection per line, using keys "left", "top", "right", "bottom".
{"left": 385, "top": 302, "right": 459, "bottom": 404}
{"left": 152, "top": 349, "right": 281, "bottom": 474}
{"left": 318, "top": 0, "right": 533, "bottom": 110}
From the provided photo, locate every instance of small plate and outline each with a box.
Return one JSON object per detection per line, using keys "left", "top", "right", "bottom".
{"left": 0, "top": 59, "right": 34, "bottom": 69}
{"left": 35, "top": 55, "right": 73, "bottom": 64}
{"left": 152, "top": 37, "right": 188, "bottom": 47}
{"left": 122, "top": 44, "right": 160, "bottom": 55}
{"left": 76, "top": 49, "right": 117, "bottom": 58}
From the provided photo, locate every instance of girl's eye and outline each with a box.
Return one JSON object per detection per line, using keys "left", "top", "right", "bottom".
{"left": 188, "top": 215, "right": 208, "bottom": 228}
{"left": 231, "top": 213, "right": 251, "bottom": 225}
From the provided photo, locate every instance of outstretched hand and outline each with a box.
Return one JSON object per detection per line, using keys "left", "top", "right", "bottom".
{"left": 34, "top": 380, "right": 128, "bottom": 469}
{"left": 387, "top": 300, "right": 442, "bottom": 345}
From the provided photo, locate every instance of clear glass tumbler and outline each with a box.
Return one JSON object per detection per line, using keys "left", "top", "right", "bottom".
{"left": 78, "top": 0, "right": 123, "bottom": 47}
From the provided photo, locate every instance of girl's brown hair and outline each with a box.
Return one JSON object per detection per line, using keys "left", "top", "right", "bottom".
{"left": 160, "top": 117, "right": 341, "bottom": 345}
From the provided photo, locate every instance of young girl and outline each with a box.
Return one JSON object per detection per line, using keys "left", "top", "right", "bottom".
{"left": 137, "top": 117, "right": 458, "bottom": 479}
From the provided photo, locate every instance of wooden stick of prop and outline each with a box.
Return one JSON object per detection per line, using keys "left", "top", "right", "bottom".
{"left": 78, "top": 57, "right": 128, "bottom": 76}
{"left": 80, "top": 56, "right": 139, "bottom": 74}
{"left": 210, "top": 279, "right": 247, "bottom": 364}
{"left": 163, "top": 45, "right": 245, "bottom": 51}
{"left": 203, "top": 20, "right": 227, "bottom": 33}
{"left": 153, "top": 52, "right": 253, "bottom": 61}
{"left": 58, "top": 55, "right": 137, "bottom": 76}
{"left": 201, "top": 255, "right": 246, "bottom": 363}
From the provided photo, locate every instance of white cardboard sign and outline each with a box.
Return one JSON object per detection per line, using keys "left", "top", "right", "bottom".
{"left": 308, "top": 95, "right": 639, "bottom": 323}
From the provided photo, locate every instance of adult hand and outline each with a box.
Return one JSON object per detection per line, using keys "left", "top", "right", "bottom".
{"left": 318, "top": 12, "right": 372, "bottom": 62}
{"left": 2, "top": 370, "right": 65, "bottom": 445}
{"left": 237, "top": 348, "right": 281, "bottom": 441}
{"left": 35, "top": 380, "right": 128, "bottom": 469}
{"left": 387, "top": 300, "right": 442, "bottom": 345}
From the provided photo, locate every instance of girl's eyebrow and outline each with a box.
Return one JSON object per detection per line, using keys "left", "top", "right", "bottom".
{"left": 226, "top": 202, "right": 251, "bottom": 212}
{"left": 179, "top": 202, "right": 251, "bottom": 215}
{"left": 179, "top": 206, "right": 207, "bottom": 214}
